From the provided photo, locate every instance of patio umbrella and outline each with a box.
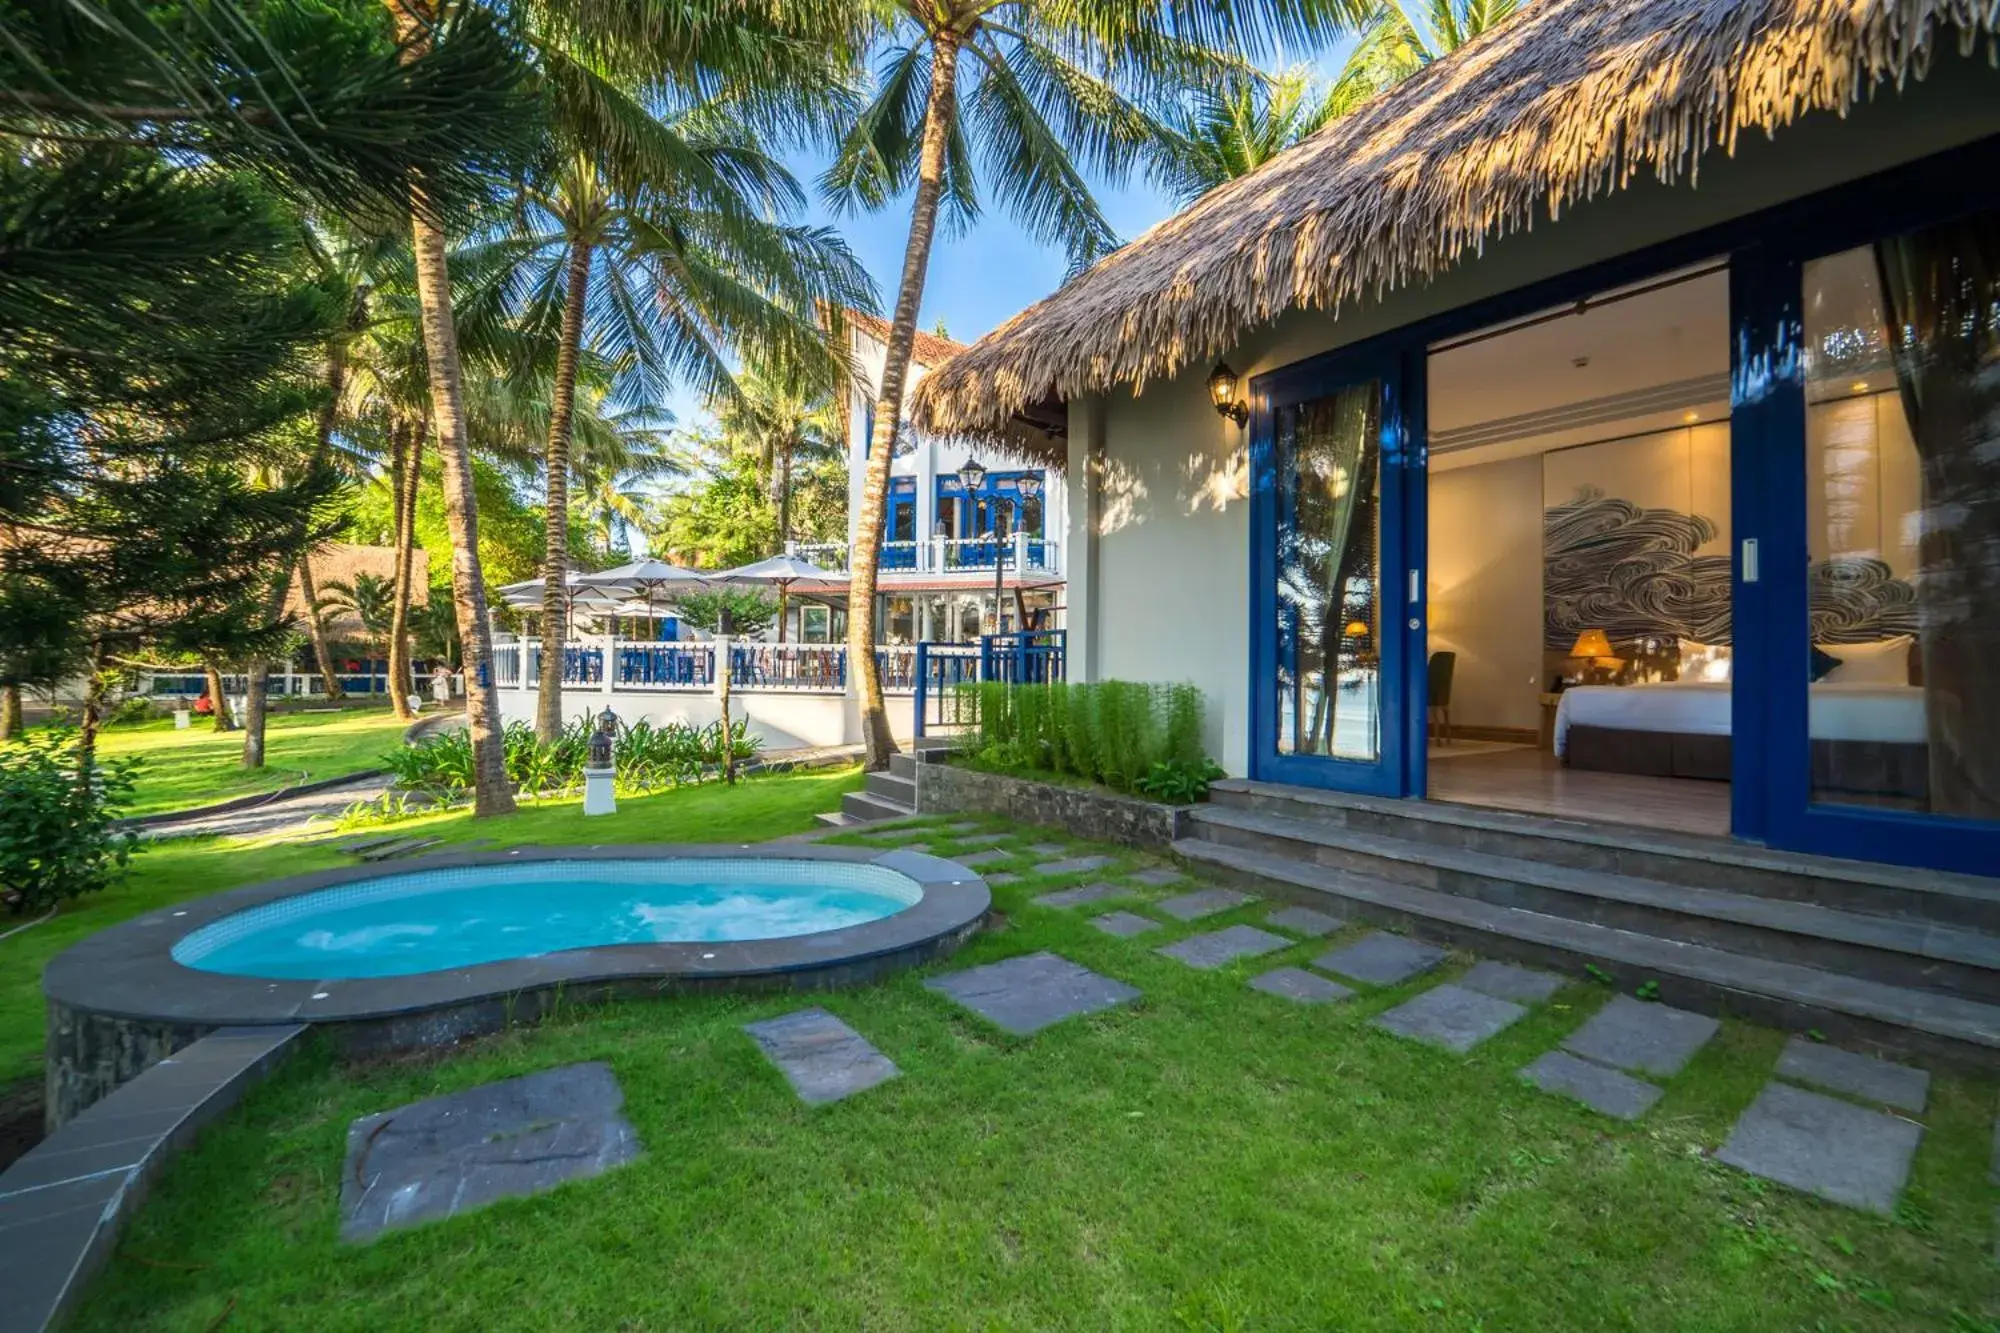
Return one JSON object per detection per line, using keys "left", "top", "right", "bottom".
{"left": 572, "top": 558, "right": 710, "bottom": 636}
{"left": 707, "top": 553, "right": 846, "bottom": 643}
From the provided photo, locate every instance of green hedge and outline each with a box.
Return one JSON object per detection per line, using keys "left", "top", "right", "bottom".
{"left": 963, "top": 680, "right": 1222, "bottom": 802}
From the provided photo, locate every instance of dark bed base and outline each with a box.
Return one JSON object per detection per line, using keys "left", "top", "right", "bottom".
{"left": 1562, "top": 725, "right": 1931, "bottom": 800}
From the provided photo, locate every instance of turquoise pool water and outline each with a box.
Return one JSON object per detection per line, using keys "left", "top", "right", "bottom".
{"left": 171, "top": 858, "right": 924, "bottom": 980}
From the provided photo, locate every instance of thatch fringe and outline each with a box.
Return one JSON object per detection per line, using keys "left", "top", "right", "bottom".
{"left": 912, "top": 0, "right": 2000, "bottom": 439}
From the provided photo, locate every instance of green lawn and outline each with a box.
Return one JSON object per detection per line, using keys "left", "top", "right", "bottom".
{"left": 60, "top": 813, "right": 2000, "bottom": 1332}
{"left": 95, "top": 707, "right": 414, "bottom": 817}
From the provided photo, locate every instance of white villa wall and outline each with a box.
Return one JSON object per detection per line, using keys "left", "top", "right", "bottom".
{"left": 497, "top": 686, "right": 916, "bottom": 751}
{"left": 1066, "top": 57, "right": 2000, "bottom": 777}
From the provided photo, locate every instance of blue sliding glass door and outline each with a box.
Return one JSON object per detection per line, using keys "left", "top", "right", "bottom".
{"left": 1251, "top": 349, "right": 1426, "bottom": 796}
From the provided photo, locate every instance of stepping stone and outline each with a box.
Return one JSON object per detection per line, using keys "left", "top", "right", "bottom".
{"left": 1313, "top": 932, "right": 1446, "bottom": 987}
{"left": 743, "top": 1008, "right": 899, "bottom": 1106}
{"left": 335, "top": 834, "right": 405, "bottom": 855}
{"left": 1090, "top": 911, "right": 1161, "bottom": 939}
{"left": 339, "top": 1063, "right": 641, "bottom": 1242}
{"left": 1033, "top": 855, "right": 1116, "bottom": 877}
{"left": 1520, "top": 1050, "right": 1663, "bottom": 1121}
{"left": 360, "top": 837, "right": 442, "bottom": 861}
{"left": 953, "top": 831, "right": 1013, "bottom": 846}
{"left": 1250, "top": 967, "right": 1354, "bottom": 1005}
{"left": 1128, "top": 867, "right": 1185, "bottom": 887}
{"left": 1156, "top": 924, "right": 1290, "bottom": 971}
{"left": 1774, "top": 1037, "right": 1928, "bottom": 1113}
{"left": 1561, "top": 995, "right": 1720, "bottom": 1078}
{"left": 1034, "top": 881, "right": 1128, "bottom": 909}
{"left": 1457, "top": 960, "right": 1564, "bottom": 1005}
{"left": 1714, "top": 1082, "right": 1923, "bottom": 1215}
{"left": 1373, "top": 983, "right": 1527, "bottom": 1053}
{"left": 1264, "top": 905, "right": 1344, "bottom": 938}
{"left": 925, "top": 951, "right": 1140, "bottom": 1035}
{"left": 1157, "top": 888, "right": 1255, "bottom": 921}
{"left": 955, "top": 849, "right": 1012, "bottom": 868}
{"left": 986, "top": 873, "right": 1019, "bottom": 887}
{"left": 1026, "top": 842, "right": 1066, "bottom": 855}
{"left": 944, "top": 822, "right": 982, "bottom": 833}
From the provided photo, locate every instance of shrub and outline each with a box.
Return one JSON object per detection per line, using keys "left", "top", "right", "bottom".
{"left": 966, "top": 680, "right": 1219, "bottom": 801}
{"left": 0, "top": 730, "right": 139, "bottom": 914}
{"left": 387, "top": 714, "right": 763, "bottom": 803}
{"left": 103, "top": 697, "right": 158, "bottom": 728}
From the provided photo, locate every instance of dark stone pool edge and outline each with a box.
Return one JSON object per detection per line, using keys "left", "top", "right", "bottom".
{"left": 0, "top": 1024, "right": 307, "bottom": 1333}
{"left": 44, "top": 843, "right": 991, "bottom": 1128}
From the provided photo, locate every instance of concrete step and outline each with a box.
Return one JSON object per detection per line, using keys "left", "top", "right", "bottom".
{"left": 1188, "top": 805, "right": 2000, "bottom": 1004}
{"left": 889, "top": 753, "right": 918, "bottom": 780}
{"left": 841, "top": 790, "right": 915, "bottom": 824}
{"left": 865, "top": 771, "right": 916, "bottom": 805}
{"left": 1174, "top": 835, "right": 2000, "bottom": 1071}
{"left": 1208, "top": 779, "right": 2000, "bottom": 932}
{"left": 815, "top": 811, "right": 858, "bottom": 828}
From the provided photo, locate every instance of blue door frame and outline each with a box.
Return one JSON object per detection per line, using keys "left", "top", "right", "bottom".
{"left": 1240, "top": 133, "right": 2000, "bottom": 876}
{"left": 1248, "top": 346, "right": 1428, "bottom": 798}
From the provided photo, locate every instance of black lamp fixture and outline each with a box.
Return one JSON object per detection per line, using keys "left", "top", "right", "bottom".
{"left": 1016, "top": 471, "right": 1042, "bottom": 501}
{"left": 1207, "top": 361, "right": 1249, "bottom": 427}
{"left": 956, "top": 456, "right": 987, "bottom": 492}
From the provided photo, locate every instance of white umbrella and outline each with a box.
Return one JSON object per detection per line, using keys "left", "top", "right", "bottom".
{"left": 572, "top": 558, "right": 710, "bottom": 635}
{"left": 708, "top": 553, "right": 846, "bottom": 643}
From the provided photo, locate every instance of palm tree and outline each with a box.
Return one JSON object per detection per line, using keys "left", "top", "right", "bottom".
{"left": 712, "top": 364, "right": 843, "bottom": 553}
{"left": 826, "top": 1, "right": 1366, "bottom": 770}
{"left": 317, "top": 573, "right": 397, "bottom": 656}
{"left": 1145, "top": 66, "right": 1348, "bottom": 205}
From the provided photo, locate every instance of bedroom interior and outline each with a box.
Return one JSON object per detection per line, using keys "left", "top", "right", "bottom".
{"left": 1422, "top": 232, "right": 1991, "bottom": 839}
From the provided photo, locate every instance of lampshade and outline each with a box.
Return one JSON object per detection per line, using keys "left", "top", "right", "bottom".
{"left": 1343, "top": 620, "right": 1369, "bottom": 637}
{"left": 1016, "top": 471, "right": 1042, "bottom": 500}
{"left": 1570, "top": 629, "right": 1615, "bottom": 658}
{"left": 955, "top": 456, "right": 987, "bottom": 492}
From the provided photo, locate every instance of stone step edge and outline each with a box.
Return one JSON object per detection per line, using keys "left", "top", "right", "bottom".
{"left": 1189, "top": 805, "right": 2000, "bottom": 974}
{"left": 1173, "top": 838, "right": 2000, "bottom": 1065}
{"left": 1207, "top": 778, "right": 2000, "bottom": 905}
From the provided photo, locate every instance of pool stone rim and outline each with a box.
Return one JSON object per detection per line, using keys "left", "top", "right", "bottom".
{"left": 45, "top": 842, "right": 990, "bottom": 1030}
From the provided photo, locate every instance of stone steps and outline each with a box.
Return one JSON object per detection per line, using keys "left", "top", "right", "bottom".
{"left": 1188, "top": 804, "right": 2000, "bottom": 1005}
{"left": 1173, "top": 835, "right": 2000, "bottom": 1069}
{"left": 1208, "top": 780, "right": 2000, "bottom": 932}
{"left": 840, "top": 789, "right": 915, "bottom": 824}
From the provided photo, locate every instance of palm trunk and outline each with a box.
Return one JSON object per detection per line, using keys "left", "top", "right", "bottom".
{"left": 847, "top": 30, "right": 961, "bottom": 770}
{"left": 297, "top": 554, "right": 344, "bottom": 700}
{"left": 389, "top": 0, "right": 513, "bottom": 816}
{"left": 537, "top": 238, "right": 590, "bottom": 742}
{"left": 387, "top": 419, "right": 423, "bottom": 722}
{"left": 240, "top": 661, "right": 270, "bottom": 766}
{"left": 203, "top": 662, "right": 233, "bottom": 731}
{"left": 1, "top": 683, "right": 21, "bottom": 740}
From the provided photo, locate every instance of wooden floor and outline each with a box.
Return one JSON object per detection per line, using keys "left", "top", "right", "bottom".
{"left": 1426, "top": 746, "right": 1732, "bottom": 837}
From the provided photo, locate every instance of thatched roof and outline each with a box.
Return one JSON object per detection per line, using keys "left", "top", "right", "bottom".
{"left": 913, "top": 0, "right": 1999, "bottom": 438}
{"left": 285, "top": 543, "right": 427, "bottom": 637}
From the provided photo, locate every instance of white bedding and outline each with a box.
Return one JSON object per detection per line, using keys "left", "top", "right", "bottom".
{"left": 1552, "top": 680, "right": 1927, "bottom": 754}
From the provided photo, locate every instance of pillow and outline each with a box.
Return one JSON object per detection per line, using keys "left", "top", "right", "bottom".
{"left": 1809, "top": 646, "right": 1841, "bottom": 683}
{"left": 1815, "top": 635, "right": 1914, "bottom": 686}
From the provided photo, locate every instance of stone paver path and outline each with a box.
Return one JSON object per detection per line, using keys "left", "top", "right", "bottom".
{"left": 339, "top": 1063, "right": 640, "bottom": 1242}
{"left": 1264, "top": 906, "right": 1343, "bottom": 938}
{"left": 1313, "top": 932, "right": 1446, "bottom": 986}
{"left": 1033, "top": 881, "right": 1129, "bottom": 909}
{"left": 1774, "top": 1037, "right": 1929, "bottom": 1112}
{"left": 1457, "top": 960, "right": 1563, "bottom": 1005}
{"left": 1521, "top": 1050, "right": 1664, "bottom": 1121}
{"left": 955, "top": 849, "right": 1013, "bottom": 868}
{"left": 152, "top": 773, "right": 393, "bottom": 842}
{"left": 1157, "top": 925, "right": 1290, "bottom": 971}
{"left": 1715, "top": 1082, "right": 1923, "bottom": 1215}
{"left": 1027, "top": 842, "right": 1067, "bottom": 855}
{"left": 987, "top": 872, "right": 1019, "bottom": 887}
{"left": 955, "top": 832, "right": 1013, "bottom": 846}
{"left": 744, "top": 1009, "right": 899, "bottom": 1106}
{"left": 1090, "top": 911, "right": 1162, "bottom": 939}
{"left": 1157, "top": 888, "right": 1256, "bottom": 921}
{"left": 1561, "top": 995, "right": 1719, "bottom": 1077}
{"left": 1250, "top": 966, "right": 1354, "bottom": 1005}
{"left": 925, "top": 951, "right": 1139, "bottom": 1035}
{"left": 1373, "top": 983, "right": 1527, "bottom": 1054}
{"left": 1129, "top": 868, "right": 1185, "bottom": 887}
{"left": 1033, "top": 854, "right": 1116, "bottom": 877}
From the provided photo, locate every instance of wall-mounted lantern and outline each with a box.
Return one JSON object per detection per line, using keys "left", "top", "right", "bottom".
{"left": 1207, "top": 362, "right": 1249, "bottom": 427}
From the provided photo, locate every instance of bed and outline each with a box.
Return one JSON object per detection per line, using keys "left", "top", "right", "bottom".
{"left": 1553, "top": 680, "right": 1931, "bottom": 797}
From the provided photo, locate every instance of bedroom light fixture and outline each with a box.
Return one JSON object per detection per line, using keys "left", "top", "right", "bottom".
{"left": 1207, "top": 362, "right": 1249, "bottom": 426}
{"left": 1344, "top": 620, "right": 1369, "bottom": 638}
{"left": 1570, "top": 628, "right": 1615, "bottom": 659}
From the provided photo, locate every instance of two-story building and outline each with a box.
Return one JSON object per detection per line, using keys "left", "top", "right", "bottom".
{"left": 789, "top": 310, "right": 1067, "bottom": 647}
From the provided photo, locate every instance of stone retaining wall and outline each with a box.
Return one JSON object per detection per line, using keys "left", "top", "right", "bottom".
{"left": 914, "top": 761, "right": 1187, "bottom": 848}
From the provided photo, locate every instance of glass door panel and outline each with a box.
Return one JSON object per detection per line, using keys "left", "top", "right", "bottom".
{"left": 1801, "top": 216, "right": 2000, "bottom": 829}
{"left": 1276, "top": 383, "right": 1385, "bottom": 762}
